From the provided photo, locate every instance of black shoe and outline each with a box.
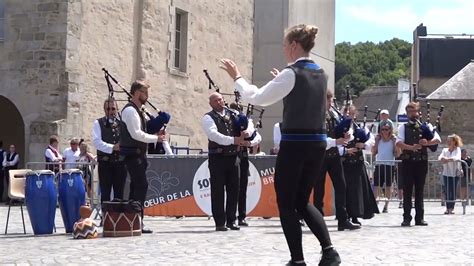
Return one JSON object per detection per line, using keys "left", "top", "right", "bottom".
{"left": 226, "top": 223, "right": 240, "bottom": 230}
{"left": 141, "top": 227, "right": 153, "bottom": 234}
{"left": 215, "top": 226, "right": 228, "bottom": 231}
{"left": 319, "top": 248, "right": 341, "bottom": 266}
{"left": 415, "top": 220, "right": 428, "bottom": 226}
{"left": 299, "top": 219, "right": 305, "bottom": 227}
{"left": 351, "top": 217, "right": 361, "bottom": 226}
{"left": 238, "top": 219, "right": 249, "bottom": 226}
{"left": 286, "top": 260, "right": 306, "bottom": 266}
{"left": 337, "top": 220, "right": 361, "bottom": 231}
{"left": 401, "top": 220, "right": 411, "bottom": 227}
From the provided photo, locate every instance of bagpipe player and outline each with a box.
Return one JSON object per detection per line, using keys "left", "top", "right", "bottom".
{"left": 119, "top": 80, "right": 170, "bottom": 234}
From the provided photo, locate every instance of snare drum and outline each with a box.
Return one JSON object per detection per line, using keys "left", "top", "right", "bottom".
{"left": 25, "top": 170, "right": 57, "bottom": 235}
{"left": 102, "top": 200, "right": 142, "bottom": 237}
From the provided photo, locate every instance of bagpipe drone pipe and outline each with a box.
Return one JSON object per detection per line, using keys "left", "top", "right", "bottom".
{"left": 416, "top": 101, "right": 444, "bottom": 152}
{"left": 332, "top": 86, "right": 371, "bottom": 143}
{"left": 102, "top": 68, "right": 171, "bottom": 134}
{"left": 204, "top": 69, "right": 264, "bottom": 141}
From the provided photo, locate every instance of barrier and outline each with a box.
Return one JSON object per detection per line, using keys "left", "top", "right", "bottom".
{"left": 368, "top": 159, "right": 470, "bottom": 214}
{"left": 25, "top": 162, "right": 100, "bottom": 216}
{"left": 27, "top": 156, "right": 336, "bottom": 219}
{"left": 142, "top": 155, "right": 335, "bottom": 217}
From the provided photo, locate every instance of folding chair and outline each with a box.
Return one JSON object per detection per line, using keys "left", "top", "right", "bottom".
{"left": 4, "top": 169, "right": 31, "bottom": 234}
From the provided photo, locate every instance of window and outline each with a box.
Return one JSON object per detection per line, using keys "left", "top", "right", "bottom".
{"left": 0, "top": 0, "right": 4, "bottom": 41}
{"left": 171, "top": 8, "right": 188, "bottom": 74}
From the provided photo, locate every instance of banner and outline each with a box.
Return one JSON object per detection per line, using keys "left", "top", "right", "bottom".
{"left": 142, "top": 155, "right": 334, "bottom": 217}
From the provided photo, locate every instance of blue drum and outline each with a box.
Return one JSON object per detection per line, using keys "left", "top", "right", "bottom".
{"left": 25, "top": 170, "right": 57, "bottom": 235}
{"left": 58, "top": 169, "right": 86, "bottom": 233}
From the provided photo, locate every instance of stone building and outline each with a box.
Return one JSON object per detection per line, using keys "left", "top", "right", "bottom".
{"left": 411, "top": 24, "right": 474, "bottom": 153}
{"left": 427, "top": 61, "right": 474, "bottom": 152}
{"left": 0, "top": 0, "right": 335, "bottom": 165}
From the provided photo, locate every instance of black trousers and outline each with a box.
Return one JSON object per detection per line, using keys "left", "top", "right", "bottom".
{"left": 124, "top": 155, "right": 148, "bottom": 218}
{"left": 274, "top": 141, "right": 332, "bottom": 262}
{"left": 402, "top": 160, "right": 428, "bottom": 222}
{"left": 0, "top": 169, "right": 5, "bottom": 201}
{"left": 238, "top": 155, "right": 249, "bottom": 220}
{"left": 98, "top": 160, "right": 127, "bottom": 203}
{"left": 313, "top": 155, "right": 348, "bottom": 221}
{"left": 208, "top": 154, "right": 240, "bottom": 227}
{"left": 1, "top": 167, "right": 16, "bottom": 202}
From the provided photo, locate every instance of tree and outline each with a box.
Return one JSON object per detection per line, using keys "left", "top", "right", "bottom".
{"left": 335, "top": 38, "right": 411, "bottom": 99}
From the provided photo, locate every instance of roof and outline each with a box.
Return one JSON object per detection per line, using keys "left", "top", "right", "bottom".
{"left": 353, "top": 86, "right": 400, "bottom": 121}
{"left": 427, "top": 61, "right": 474, "bottom": 100}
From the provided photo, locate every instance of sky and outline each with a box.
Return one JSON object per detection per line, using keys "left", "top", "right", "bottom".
{"left": 336, "top": 0, "right": 474, "bottom": 44}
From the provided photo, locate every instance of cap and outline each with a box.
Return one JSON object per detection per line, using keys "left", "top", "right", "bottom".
{"left": 380, "top": 109, "right": 389, "bottom": 115}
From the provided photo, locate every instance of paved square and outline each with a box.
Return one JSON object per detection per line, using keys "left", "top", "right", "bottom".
{"left": 0, "top": 202, "right": 472, "bottom": 265}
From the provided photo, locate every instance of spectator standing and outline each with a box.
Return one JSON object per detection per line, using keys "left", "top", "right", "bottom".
{"left": 460, "top": 149, "right": 472, "bottom": 201}
{"left": 63, "top": 138, "right": 81, "bottom": 169}
{"left": 438, "top": 134, "right": 463, "bottom": 214}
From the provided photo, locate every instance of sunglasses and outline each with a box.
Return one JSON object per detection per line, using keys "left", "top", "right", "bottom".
{"left": 107, "top": 107, "right": 116, "bottom": 111}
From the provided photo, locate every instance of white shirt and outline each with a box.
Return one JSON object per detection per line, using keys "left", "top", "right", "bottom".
{"left": 92, "top": 118, "right": 115, "bottom": 154}
{"left": 122, "top": 105, "right": 159, "bottom": 144}
{"left": 438, "top": 147, "right": 462, "bottom": 177}
{"left": 234, "top": 57, "right": 313, "bottom": 106}
{"left": 273, "top": 122, "right": 281, "bottom": 148}
{"left": 396, "top": 122, "right": 441, "bottom": 144}
{"left": 375, "top": 138, "right": 396, "bottom": 165}
{"left": 162, "top": 141, "right": 173, "bottom": 155}
{"left": 201, "top": 110, "right": 235, "bottom": 146}
{"left": 361, "top": 126, "right": 375, "bottom": 151}
{"left": 247, "top": 119, "right": 262, "bottom": 146}
{"left": 150, "top": 140, "right": 174, "bottom": 155}
{"left": 63, "top": 147, "right": 80, "bottom": 169}
{"left": 2, "top": 153, "right": 19, "bottom": 167}
{"left": 45, "top": 145, "right": 63, "bottom": 161}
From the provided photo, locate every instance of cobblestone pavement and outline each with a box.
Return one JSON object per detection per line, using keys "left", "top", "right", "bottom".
{"left": 0, "top": 202, "right": 472, "bottom": 265}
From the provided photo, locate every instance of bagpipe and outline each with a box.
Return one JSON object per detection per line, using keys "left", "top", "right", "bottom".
{"left": 102, "top": 68, "right": 170, "bottom": 134}
{"left": 352, "top": 105, "right": 371, "bottom": 144}
{"left": 203, "top": 69, "right": 264, "bottom": 141}
{"left": 333, "top": 86, "right": 353, "bottom": 138}
{"left": 416, "top": 100, "right": 444, "bottom": 152}
{"left": 333, "top": 86, "right": 371, "bottom": 143}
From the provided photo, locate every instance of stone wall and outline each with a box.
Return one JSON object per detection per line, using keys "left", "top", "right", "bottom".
{"left": 428, "top": 100, "right": 474, "bottom": 156}
{"left": 65, "top": 0, "right": 137, "bottom": 151}
{"left": 0, "top": 0, "right": 69, "bottom": 162}
{"left": 68, "top": 0, "right": 255, "bottom": 152}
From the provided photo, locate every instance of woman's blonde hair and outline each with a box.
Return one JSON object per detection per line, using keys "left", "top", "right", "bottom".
{"left": 448, "top": 134, "right": 463, "bottom": 147}
{"left": 284, "top": 24, "right": 319, "bottom": 52}
{"left": 80, "top": 143, "right": 89, "bottom": 154}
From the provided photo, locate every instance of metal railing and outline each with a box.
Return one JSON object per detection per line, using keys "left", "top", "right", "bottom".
{"left": 25, "top": 161, "right": 100, "bottom": 216}
{"left": 366, "top": 159, "right": 471, "bottom": 214}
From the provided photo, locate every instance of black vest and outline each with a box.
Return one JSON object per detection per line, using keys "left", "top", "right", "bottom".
{"left": 326, "top": 110, "right": 339, "bottom": 158}
{"left": 120, "top": 102, "right": 148, "bottom": 157}
{"left": 401, "top": 122, "right": 428, "bottom": 161}
{"left": 207, "top": 110, "right": 238, "bottom": 155}
{"left": 5, "top": 152, "right": 19, "bottom": 169}
{"left": 0, "top": 149, "right": 4, "bottom": 167}
{"left": 148, "top": 142, "right": 165, "bottom": 155}
{"left": 342, "top": 138, "right": 365, "bottom": 164}
{"left": 281, "top": 60, "right": 327, "bottom": 134}
{"left": 98, "top": 116, "right": 122, "bottom": 162}
{"left": 45, "top": 146, "right": 60, "bottom": 172}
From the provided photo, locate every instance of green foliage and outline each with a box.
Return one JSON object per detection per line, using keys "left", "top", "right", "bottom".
{"left": 335, "top": 38, "right": 411, "bottom": 99}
